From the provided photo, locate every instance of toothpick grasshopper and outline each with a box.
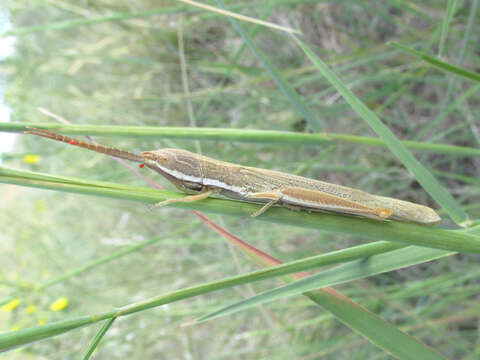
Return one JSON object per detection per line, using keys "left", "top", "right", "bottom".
{"left": 25, "top": 128, "right": 441, "bottom": 225}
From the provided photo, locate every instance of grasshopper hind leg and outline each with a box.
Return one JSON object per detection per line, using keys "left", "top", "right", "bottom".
{"left": 246, "top": 191, "right": 283, "bottom": 218}
{"left": 251, "top": 198, "right": 280, "bottom": 217}
{"left": 245, "top": 187, "right": 392, "bottom": 221}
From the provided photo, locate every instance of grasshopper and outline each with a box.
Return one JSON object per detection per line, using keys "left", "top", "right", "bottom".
{"left": 25, "top": 128, "right": 441, "bottom": 225}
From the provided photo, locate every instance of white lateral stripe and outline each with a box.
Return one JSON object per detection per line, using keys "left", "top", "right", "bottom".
{"left": 156, "top": 164, "right": 245, "bottom": 194}
{"left": 156, "top": 164, "right": 201, "bottom": 183}
{"left": 203, "top": 178, "right": 243, "bottom": 193}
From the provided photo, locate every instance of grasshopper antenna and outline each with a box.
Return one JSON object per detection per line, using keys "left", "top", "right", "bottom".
{"left": 25, "top": 127, "right": 145, "bottom": 163}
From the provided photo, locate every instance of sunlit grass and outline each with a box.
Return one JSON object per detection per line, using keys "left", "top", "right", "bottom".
{"left": 1, "top": 1, "right": 479, "bottom": 359}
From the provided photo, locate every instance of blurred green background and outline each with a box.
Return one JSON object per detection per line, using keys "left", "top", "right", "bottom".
{"left": 1, "top": 0, "right": 479, "bottom": 359}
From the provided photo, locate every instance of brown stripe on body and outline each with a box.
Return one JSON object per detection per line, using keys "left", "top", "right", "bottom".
{"left": 280, "top": 187, "right": 391, "bottom": 218}
{"left": 170, "top": 149, "right": 203, "bottom": 179}
{"left": 237, "top": 167, "right": 377, "bottom": 203}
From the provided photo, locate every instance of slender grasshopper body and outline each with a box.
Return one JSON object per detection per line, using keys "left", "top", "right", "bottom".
{"left": 25, "top": 128, "right": 441, "bottom": 225}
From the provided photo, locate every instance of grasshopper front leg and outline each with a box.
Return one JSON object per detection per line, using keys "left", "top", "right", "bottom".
{"left": 246, "top": 187, "right": 392, "bottom": 220}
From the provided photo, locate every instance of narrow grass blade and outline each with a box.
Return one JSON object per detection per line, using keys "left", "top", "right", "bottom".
{"left": 459, "top": 0, "right": 479, "bottom": 65}
{"left": 81, "top": 318, "right": 116, "bottom": 360}
{"left": 0, "top": 234, "right": 182, "bottom": 307}
{"left": 0, "top": 241, "right": 455, "bottom": 354}
{"left": 293, "top": 36, "right": 470, "bottom": 226}
{"left": 438, "top": 0, "right": 457, "bottom": 57}
{"left": 388, "top": 42, "right": 480, "bottom": 83}
{"left": 414, "top": 83, "right": 480, "bottom": 140}
{"left": 217, "top": 0, "right": 323, "bottom": 130}
{"left": 197, "top": 246, "right": 453, "bottom": 322}
{"left": 0, "top": 239, "right": 400, "bottom": 352}
{"left": 0, "top": 312, "right": 116, "bottom": 352}
{"left": 195, "top": 213, "right": 445, "bottom": 360}
{"left": 178, "top": 0, "right": 299, "bottom": 34}
{"left": 1, "top": 166, "right": 480, "bottom": 253}
{"left": 38, "top": 235, "right": 177, "bottom": 290}
{"left": 2, "top": 7, "right": 186, "bottom": 36}
{"left": 5, "top": 122, "right": 480, "bottom": 157}
{"left": 302, "top": 290, "right": 445, "bottom": 360}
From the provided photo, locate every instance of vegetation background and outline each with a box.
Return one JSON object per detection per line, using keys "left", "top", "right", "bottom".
{"left": 0, "top": 0, "right": 479, "bottom": 359}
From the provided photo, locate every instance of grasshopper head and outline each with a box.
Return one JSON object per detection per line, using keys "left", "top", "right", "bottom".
{"left": 141, "top": 149, "right": 204, "bottom": 193}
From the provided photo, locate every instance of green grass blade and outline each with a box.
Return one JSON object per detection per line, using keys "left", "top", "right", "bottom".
{"left": 4, "top": 122, "right": 480, "bottom": 157}
{"left": 1, "top": 1, "right": 302, "bottom": 37}
{"left": 414, "top": 82, "right": 480, "bottom": 141}
{"left": 180, "top": 0, "right": 299, "bottom": 34}
{"left": 37, "top": 235, "right": 176, "bottom": 291}
{"left": 0, "top": 233, "right": 183, "bottom": 307}
{"left": 1, "top": 166, "right": 479, "bottom": 253}
{"left": 81, "top": 318, "right": 116, "bottom": 360}
{"left": 0, "top": 240, "right": 395, "bottom": 352}
{"left": 197, "top": 246, "right": 453, "bottom": 322}
{"left": 6, "top": 122, "right": 332, "bottom": 142}
{"left": 293, "top": 36, "right": 470, "bottom": 226}
{"left": 438, "top": 0, "right": 457, "bottom": 57}
{"left": 0, "top": 202, "right": 470, "bottom": 354}
{"left": 388, "top": 42, "right": 480, "bottom": 83}
{"left": 0, "top": 312, "right": 116, "bottom": 352}
{"left": 302, "top": 290, "right": 446, "bottom": 360}
{"left": 0, "top": 243, "right": 409, "bottom": 352}
{"left": 0, "top": 242, "right": 448, "bottom": 356}
{"left": 1, "top": 7, "right": 186, "bottom": 36}
{"left": 460, "top": 0, "right": 479, "bottom": 65}
{"left": 0, "top": 239, "right": 399, "bottom": 352}
{"left": 204, "top": 214, "right": 446, "bottom": 360}
{"left": 217, "top": 0, "right": 323, "bottom": 130}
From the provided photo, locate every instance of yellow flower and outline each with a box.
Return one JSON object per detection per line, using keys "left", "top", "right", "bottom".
{"left": 49, "top": 297, "right": 69, "bottom": 312}
{"left": 10, "top": 325, "right": 20, "bottom": 331}
{"left": 23, "top": 154, "right": 41, "bottom": 164}
{"left": 37, "top": 318, "right": 46, "bottom": 325}
{"left": 25, "top": 305, "right": 36, "bottom": 314}
{"left": 2, "top": 298, "right": 20, "bottom": 312}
